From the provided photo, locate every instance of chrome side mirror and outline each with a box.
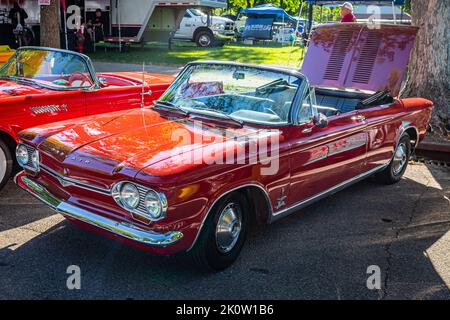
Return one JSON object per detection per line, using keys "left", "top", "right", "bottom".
{"left": 313, "top": 113, "right": 328, "bottom": 128}
{"left": 98, "top": 77, "right": 107, "bottom": 87}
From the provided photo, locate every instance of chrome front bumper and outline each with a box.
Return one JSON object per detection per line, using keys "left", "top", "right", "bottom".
{"left": 15, "top": 173, "right": 183, "bottom": 247}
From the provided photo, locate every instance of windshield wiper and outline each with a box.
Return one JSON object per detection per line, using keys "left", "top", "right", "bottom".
{"left": 189, "top": 106, "right": 243, "bottom": 127}
{"left": 256, "top": 78, "right": 291, "bottom": 94}
{"left": 152, "top": 100, "right": 189, "bottom": 116}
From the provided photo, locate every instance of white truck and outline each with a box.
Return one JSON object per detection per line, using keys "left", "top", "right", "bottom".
{"left": 106, "top": 0, "right": 229, "bottom": 48}
{"left": 174, "top": 8, "right": 235, "bottom": 47}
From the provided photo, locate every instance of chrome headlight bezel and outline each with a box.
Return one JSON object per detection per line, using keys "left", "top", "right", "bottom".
{"left": 16, "top": 144, "right": 29, "bottom": 167}
{"left": 212, "top": 23, "right": 225, "bottom": 30}
{"left": 111, "top": 181, "right": 168, "bottom": 222}
{"left": 16, "top": 143, "right": 40, "bottom": 172}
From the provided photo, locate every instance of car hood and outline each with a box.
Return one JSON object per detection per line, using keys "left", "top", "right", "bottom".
{"left": 301, "top": 23, "right": 419, "bottom": 97}
{"left": 212, "top": 16, "right": 234, "bottom": 24}
{"left": 0, "top": 79, "right": 48, "bottom": 98}
{"left": 20, "top": 108, "right": 267, "bottom": 188}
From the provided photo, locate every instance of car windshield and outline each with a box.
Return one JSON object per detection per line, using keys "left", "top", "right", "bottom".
{"left": 158, "top": 64, "right": 302, "bottom": 125}
{"left": 190, "top": 9, "right": 205, "bottom": 16}
{"left": 0, "top": 48, "right": 94, "bottom": 90}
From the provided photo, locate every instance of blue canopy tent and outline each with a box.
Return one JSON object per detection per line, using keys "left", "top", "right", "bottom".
{"left": 240, "top": 4, "right": 297, "bottom": 23}
{"left": 240, "top": 4, "right": 298, "bottom": 40}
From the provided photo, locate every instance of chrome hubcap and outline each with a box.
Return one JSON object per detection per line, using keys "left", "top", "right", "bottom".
{"left": 392, "top": 143, "right": 408, "bottom": 175}
{"left": 199, "top": 35, "right": 211, "bottom": 46}
{"left": 215, "top": 203, "right": 242, "bottom": 253}
{"left": 0, "top": 147, "right": 6, "bottom": 183}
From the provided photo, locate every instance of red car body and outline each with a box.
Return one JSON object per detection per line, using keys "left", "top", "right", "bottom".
{"left": 0, "top": 47, "right": 174, "bottom": 189}
{"left": 15, "top": 24, "right": 433, "bottom": 269}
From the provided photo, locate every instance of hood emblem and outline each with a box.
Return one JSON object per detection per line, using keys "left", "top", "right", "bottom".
{"left": 71, "top": 156, "right": 91, "bottom": 165}
{"left": 275, "top": 188, "right": 287, "bottom": 210}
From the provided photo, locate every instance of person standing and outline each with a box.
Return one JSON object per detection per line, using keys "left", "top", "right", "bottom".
{"left": 340, "top": 2, "right": 357, "bottom": 23}
{"left": 8, "top": 1, "right": 28, "bottom": 29}
{"left": 93, "top": 8, "right": 104, "bottom": 42}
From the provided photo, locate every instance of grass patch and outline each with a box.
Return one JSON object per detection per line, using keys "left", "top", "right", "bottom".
{"left": 88, "top": 42, "right": 304, "bottom": 68}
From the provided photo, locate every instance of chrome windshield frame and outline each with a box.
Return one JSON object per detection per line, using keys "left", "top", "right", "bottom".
{"left": 0, "top": 46, "right": 100, "bottom": 91}
{"left": 157, "top": 61, "right": 308, "bottom": 126}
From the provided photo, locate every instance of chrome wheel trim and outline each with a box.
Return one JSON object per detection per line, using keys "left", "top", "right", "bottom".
{"left": 215, "top": 202, "right": 242, "bottom": 253}
{"left": 392, "top": 142, "right": 408, "bottom": 175}
{"left": 0, "top": 147, "right": 6, "bottom": 184}
{"left": 199, "top": 34, "right": 211, "bottom": 47}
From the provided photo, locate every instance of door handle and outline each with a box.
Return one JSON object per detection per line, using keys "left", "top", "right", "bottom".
{"left": 351, "top": 115, "right": 366, "bottom": 122}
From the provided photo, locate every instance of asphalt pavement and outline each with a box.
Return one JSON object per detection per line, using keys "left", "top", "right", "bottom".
{"left": 0, "top": 163, "right": 449, "bottom": 300}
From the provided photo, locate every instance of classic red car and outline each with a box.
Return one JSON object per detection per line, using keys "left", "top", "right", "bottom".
{"left": 0, "top": 47, "right": 174, "bottom": 190}
{"left": 15, "top": 24, "right": 433, "bottom": 271}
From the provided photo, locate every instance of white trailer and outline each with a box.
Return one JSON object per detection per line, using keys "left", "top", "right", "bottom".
{"left": 105, "top": 0, "right": 227, "bottom": 48}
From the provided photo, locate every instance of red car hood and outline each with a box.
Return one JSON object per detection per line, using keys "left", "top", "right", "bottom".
{"left": 0, "top": 79, "right": 48, "bottom": 98}
{"left": 20, "top": 108, "right": 266, "bottom": 188}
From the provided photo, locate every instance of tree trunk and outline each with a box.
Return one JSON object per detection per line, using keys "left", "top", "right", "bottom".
{"left": 40, "top": 0, "right": 60, "bottom": 48}
{"left": 401, "top": 0, "right": 449, "bottom": 141}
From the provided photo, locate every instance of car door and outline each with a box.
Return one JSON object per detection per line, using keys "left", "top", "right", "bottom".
{"left": 174, "top": 10, "right": 195, "bottom": 39}
{"left": 19, "top": 90, "right": 86, "bottom": 130}
{"left": 84, "top": 85, "right": 149, "bottom": 116}
{"left": 356, "top": 101, "right": 404, "bottom": 172}
{"left": 284, "top": 89, "right": 369, "bottom": 210}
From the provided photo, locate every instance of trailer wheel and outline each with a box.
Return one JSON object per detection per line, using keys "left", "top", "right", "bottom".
{"left": 195, "top": 30, "right": 213, "bottom": 47}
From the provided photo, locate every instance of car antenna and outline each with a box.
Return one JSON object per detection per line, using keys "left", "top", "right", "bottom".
{"left": 141, "top": 61, "right": 145, "bottom": 109}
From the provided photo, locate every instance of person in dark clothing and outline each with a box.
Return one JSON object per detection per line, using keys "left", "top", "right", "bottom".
{"left": 93, "top": 9, "right": 104, "bottom": 42}
{"left": 8, "top": 2, "right": 28, "bottom": 28}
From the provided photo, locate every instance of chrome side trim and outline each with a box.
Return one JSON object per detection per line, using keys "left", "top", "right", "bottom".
{"left": 186, "top": 183, "right": 273, "bottom": 252}
{"left": 40, "top": 164, "right": 110, "bottom": 195}
{"left": 269, "top": 164, "right": 388, "bottom": 223}
{"left": 15, "top": 174, "right": 183, "bottom": 247}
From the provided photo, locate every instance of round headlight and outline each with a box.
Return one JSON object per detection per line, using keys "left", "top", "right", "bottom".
{"left": 16, "top": 144, "right": 29, "bottom": 167}
{"left": 120, "top": 183, "right": 140, "bottom": 209}
{"left": 144, "top": 190, "right": 162, "bottom": 219}
{"left": 31, "top": 150, "right": 39, "bottom": 169}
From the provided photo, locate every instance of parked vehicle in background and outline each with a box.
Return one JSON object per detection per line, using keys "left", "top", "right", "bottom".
{"left": 15, "top": 24, "right": 433, "bottom": 271}
{"left": 0, "top": 45, "right": 14, "bottom": 66}
{"left": 104, "top": 0, "right": 228, "bottom": 48}
{"left": 0, "top": 47, "right": 174, "bottom": 191}
{"left": 174, "top": 9, "right": 235, "bottom": 47}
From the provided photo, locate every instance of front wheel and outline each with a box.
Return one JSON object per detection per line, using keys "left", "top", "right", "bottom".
{"left": 375, "top": 133, "right": 411, "bottom": 184}
{"left": 195, "top": 31, "right": 213, "bottom": 47}
{"left": 188, "top": 192, "right": 249, "bottom": 271}
{"left": 0, "top": 140, "right": 13, "bottom": 192}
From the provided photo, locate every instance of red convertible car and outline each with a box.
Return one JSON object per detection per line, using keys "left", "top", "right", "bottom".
{"left": 15, "top": 24, "right": 433, "bottom": 270}
{"left": 0, "top": 47, "right": 174, "bottom": 190}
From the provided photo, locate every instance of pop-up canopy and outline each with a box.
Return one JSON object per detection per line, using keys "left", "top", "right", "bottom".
{"left": 240, "top": 4, "right": 297, "bottom": 23}
{"left": 306, "top": 0, "right": 405, "bottom": 5}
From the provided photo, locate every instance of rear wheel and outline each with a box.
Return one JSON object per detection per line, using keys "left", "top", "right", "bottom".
{"left": 375, "top": 133, "right": 411, "bottom": 184}
{"left": 0, "top": 140, "right": 13, "bottom": 192}
{"left": 188, "top": 192, "right": 249, "bottom": 271}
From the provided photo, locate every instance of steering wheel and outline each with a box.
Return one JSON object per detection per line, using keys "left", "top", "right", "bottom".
{"left": 68, "top": 72, "right": 93, "bottom": 88}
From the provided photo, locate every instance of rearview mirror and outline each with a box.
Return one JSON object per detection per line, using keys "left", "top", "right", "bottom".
{"left": 313, "top": 113, "right": 328, "bottom": 128}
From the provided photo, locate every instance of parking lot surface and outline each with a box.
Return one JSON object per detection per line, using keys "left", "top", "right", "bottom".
{"left": 0, "top": 163, "right": 449, "bottom": 299}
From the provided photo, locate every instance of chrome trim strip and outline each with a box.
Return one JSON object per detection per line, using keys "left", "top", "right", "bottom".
{"left": 15, "top": 174, "right": 183, "bottom": 248}
{"left": 40, "top": 164, "right": 110, "bottom": 195}
{"left": 269, "top": 164, "right": 388, "bottom": 223}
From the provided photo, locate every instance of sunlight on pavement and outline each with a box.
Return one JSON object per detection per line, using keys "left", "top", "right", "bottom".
{"left": 0, "top": 215, "right": 64, "bottom": 251}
